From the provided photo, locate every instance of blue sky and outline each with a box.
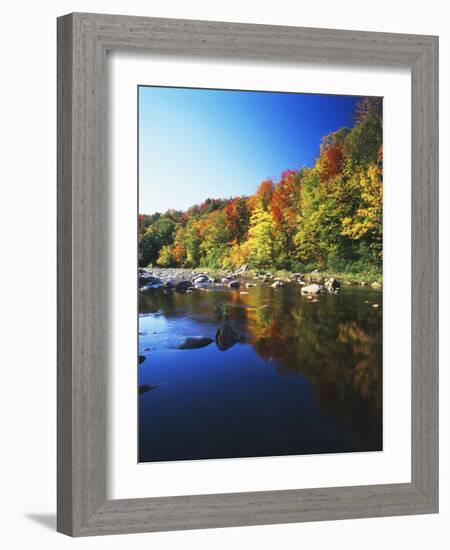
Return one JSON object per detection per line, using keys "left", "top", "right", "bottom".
{"left": 139, "top": 86, "right": 361, "bottom": 215}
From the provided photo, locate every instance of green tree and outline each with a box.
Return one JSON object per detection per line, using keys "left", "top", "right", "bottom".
{"left": 138, "top": 216, "right": 175, "bottom": 266}
{"left": 156, "top": 245, "right": 176, "bottom": 267}
{"left": 199, "top": 210, "right": 232, "bottom": 267}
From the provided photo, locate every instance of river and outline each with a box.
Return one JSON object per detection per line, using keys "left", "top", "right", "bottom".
{"left": 138, "top": 281, "right": 382, "bottom": 462}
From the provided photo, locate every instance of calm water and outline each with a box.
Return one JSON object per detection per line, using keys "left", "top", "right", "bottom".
{"left": 138, "top": 283, "right": 382, "bottom": 462}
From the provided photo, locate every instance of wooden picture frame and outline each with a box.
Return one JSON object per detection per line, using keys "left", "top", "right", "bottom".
{"left": 57, "top": 12, "right": 439, "bottom": 536}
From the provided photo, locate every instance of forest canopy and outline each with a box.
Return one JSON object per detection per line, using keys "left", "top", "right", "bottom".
{"left": 139, "top": 97, "right": 382, "bottom": 275}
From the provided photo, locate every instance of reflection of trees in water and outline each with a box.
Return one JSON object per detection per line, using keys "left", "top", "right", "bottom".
{"left": 140, "top": 288, "right": 261, "bottom": 332}
{"left": 245, "top": 293, "right": 382, "bottom": 449}
{"left": 337, "top": 322, "right": 382, "bottom": 412}
{"left": 140, "top": 286, "right": 382, "bottom": 450}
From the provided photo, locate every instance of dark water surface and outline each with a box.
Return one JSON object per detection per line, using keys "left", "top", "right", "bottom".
{"left": 138, "top": 283, "right": 382, "bottom": 462}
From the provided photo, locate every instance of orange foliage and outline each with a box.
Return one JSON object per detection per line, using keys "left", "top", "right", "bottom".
{"left": 250, "top": 179, "right": 274, "bottom": 211}
{"left": 270, "top": 170, "right": 298, "bottom": 228}
{"left": 320, "top": 142, "right": 344, "bottom": 182}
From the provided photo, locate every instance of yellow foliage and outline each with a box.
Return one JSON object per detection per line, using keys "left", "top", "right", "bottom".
{"left": 228, "top": 241, "right": 252, "bottom": 269}
{"left": 341, "top": 163, "right": 382, "bottom": 240}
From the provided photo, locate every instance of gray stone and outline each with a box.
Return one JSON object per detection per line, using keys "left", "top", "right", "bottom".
{"left": 192, "top": 274, "right": 211, "bottom": 284}
{"left": 174, "top": 280, "right": 192, "bottom": 292}
{"left": 301, "top": 283, "right": 324, "bottom": 295}
{"left": 177, "top": 336, "right": 213, "bottom": 350}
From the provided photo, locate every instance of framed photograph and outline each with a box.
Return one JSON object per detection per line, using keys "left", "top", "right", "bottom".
{"left": 57, "top": 13, "right": 438, "bottom": 536}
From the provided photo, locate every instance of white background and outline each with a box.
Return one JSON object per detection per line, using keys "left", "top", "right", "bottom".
{"left": 109, "top": 54, "right": 411, "bottom": 499}
{"left": 0, "top": 1, "right": 447, "bottom": 549}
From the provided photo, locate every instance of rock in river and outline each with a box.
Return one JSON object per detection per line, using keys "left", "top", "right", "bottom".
{"left": 215, "top": 324, "right": 245, "bottom": 351}
{"left": 174, "top": 280, "right": 192, "bottom": 292}
{"left": 139, "top": 384, "right": 157, "bottom": 394}
{"left": 164, "top": 280, "right": 177, "bottom": 289}
{"left": 227, "top": 280, "right": 240, "bottom": 288}
{"left": 301, "top": 283, "right": 324, "bottom": 295}
{"left": 138, "top": 269, "right": 164, "bottom": 289}
{"left": 139, "top": 276, "right": 164, "bottom": 291}
{"left": 271, "top": 280, "right": 284, "bottom": 288}
{"left": 192, "top": 274, "right": 212, "bottom": 284}
{"left": 325, "top": 277, "right": 341, "bottom": 290}
{"left": 177, "top": 336, "right": 213, "bottom": 350}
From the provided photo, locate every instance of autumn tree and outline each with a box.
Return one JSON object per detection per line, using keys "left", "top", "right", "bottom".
{"left": 138, "top": 96, "right": 383, "bottom": 275}
{"left": 199, "top": 210, "right": 232, "bottom": 267}
{"left": 223, "top": 196, "right": 250, "bottom": 244}
{"left": 250, "top": 180, "right": 274, "bottom": 211}
{"left": 247, "top": 208, "right": 278, "bottom": 268}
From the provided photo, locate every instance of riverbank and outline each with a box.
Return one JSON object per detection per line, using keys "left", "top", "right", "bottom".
{"left": 139, "top": 265, "right": 382, "bottom": 290}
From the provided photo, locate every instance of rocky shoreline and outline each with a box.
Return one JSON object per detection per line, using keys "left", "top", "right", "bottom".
{"left": 139, "top": 265, "right": 382, "bottom": 294}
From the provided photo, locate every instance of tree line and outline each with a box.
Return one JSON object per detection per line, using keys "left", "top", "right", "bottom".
{"left": 139, "top": 97, "right": 382, "bottom": 275}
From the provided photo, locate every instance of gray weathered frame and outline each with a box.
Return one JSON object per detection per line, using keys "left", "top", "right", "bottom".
{"left": 57, "top": 12, "right": 438, "bottom": 536}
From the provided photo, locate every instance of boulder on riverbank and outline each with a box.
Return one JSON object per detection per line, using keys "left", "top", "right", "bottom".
{"left": 139, "top": 276, "right": 164, "bottom": 291}
{"left": 215, "top": 325, "right": 245, "bottom": 351}
{"left": 192, "top": 274, "right": 213, "bottom": 285}
{"left": 138, "top": 268, "right": 164, "bottom": 289}
{"left": 371, "top": 281, "right": 382, "bottom": 289}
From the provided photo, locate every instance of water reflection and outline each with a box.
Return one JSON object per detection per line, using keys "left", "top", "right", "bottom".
{"left": 138, "top": 283, "right": 382, "bottom": 461}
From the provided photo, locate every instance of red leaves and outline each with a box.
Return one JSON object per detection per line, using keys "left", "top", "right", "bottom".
{"left": 270, "top": 170, "right": 298, "bottom": 228}
{"left": 320, "top": 141, "right": 344, "bottom": 182}
{"left": 223, "top": 198, "right": 240, "bottom": 236}
{"left": 223, "top": 197, "right": 250, "bottom": 243}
